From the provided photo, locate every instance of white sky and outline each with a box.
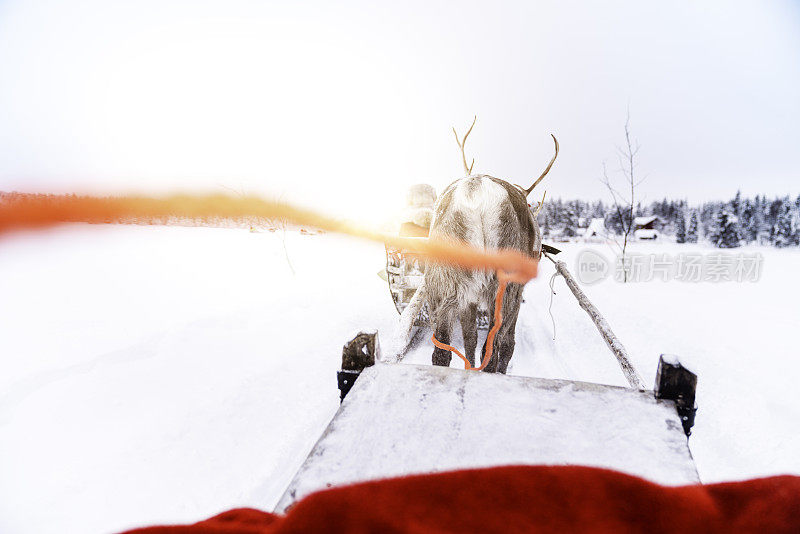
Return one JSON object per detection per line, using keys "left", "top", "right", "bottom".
{"left": 1, "top": 0, "right": 799, "bottom": 220}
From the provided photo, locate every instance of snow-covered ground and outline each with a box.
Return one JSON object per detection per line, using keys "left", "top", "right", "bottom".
{"left": 1, "top": 224, "right": 799, "bottom": 533}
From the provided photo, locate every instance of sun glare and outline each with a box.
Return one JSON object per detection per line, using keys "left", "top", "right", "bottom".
{"left": 69, "top": 15, "right": 422, "bottom": 226}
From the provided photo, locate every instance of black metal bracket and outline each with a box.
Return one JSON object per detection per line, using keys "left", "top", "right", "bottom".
{"left": 654, "top": 354, "right": 698, "bottom": 437}
{"left": 337, "top": 370, "right": 361, "bottom": 402}
{"left": 337, "top": 331, "right": 380, "bottom": 402}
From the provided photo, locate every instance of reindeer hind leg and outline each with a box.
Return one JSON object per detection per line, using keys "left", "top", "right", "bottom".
{"left": 459, "top": 303, "right": 478, "bottom": 367}
{"left": 430, "top": 296, "right": 457, "bottom": 367}
{"left": 480, "top": 278, "right": 500, "bottom": 373}
{"left": 496, "top": 284, "right": 523, "bottom": 374}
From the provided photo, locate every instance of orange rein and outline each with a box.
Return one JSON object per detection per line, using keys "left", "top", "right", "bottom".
{"left": 0, "top": 193, "right": 538, "bottom": 284}
{"left": 431, "top": 270, "right": 512, "bottom": 371}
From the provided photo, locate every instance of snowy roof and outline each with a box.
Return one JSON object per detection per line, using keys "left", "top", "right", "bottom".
{"left": 275, "top": 363, "right": 698, "bottom": 511}
{"left": 634, "top": 215, "right": 658, "bottom": 226}
{"left": 582, "top": 218, "right": 606, "bottom": 239}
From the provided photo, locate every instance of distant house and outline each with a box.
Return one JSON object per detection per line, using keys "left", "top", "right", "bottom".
{"left": 633, "top": 215, "right": 659, "bottom": 240}
{"left": 581, "top": 218, "right": 607, "bottom": 242}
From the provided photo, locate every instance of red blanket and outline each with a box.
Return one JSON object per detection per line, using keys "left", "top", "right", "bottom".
{"left": 124, "top": 465, "right": 800, "bottom": 533}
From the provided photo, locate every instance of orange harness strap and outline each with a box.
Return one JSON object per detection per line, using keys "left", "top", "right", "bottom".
{"left": 431, "top": 271, "right": 512, "bottom": 371}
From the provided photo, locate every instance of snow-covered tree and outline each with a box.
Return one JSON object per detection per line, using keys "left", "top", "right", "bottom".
{"left": 542, "top": 210, "right": 552, "bottom": 238}
{"left": 675, "top": 210, "right": 687, "bottom": 244}
{"left": 738, "top": 199, "right": 755, "bottom": 243}
{"left": 686, "top": 211, "right": 699, "bottom": 243}
{"left": 700, "top": 202, "right": 719, "bottom": 237}
{"left": 732, "top": 190, "right": 742, "bottom": 218}
{"left": 590, "top": 200, "right": 605, "bottom": 219}
{"left": 751, "top": 196, "right": 769, "bottom": 244}
{"left": 709, "top": 207, "right": 741, "bottom": 248}
{"left": 772, "top": 200, "right": 799, "bottom": 248}
{"left": 604, "top": 207, "right": 630, "bottom": 235}
{"left": 561, "top": 203, "right": 578, "bottom": 237}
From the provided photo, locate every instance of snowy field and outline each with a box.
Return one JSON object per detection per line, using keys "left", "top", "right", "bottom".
{"left": 1, "top": 224, "right": 799, "bottom": 533}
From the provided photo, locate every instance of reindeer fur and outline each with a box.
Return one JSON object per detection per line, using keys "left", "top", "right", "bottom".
{"left": 425, "top": 175, "right": 542, "bottom": 373}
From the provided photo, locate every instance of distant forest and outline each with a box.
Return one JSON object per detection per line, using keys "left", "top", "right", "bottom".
{"left": 2, "top": 190, "right": 799, "bottom": 248}
{"left": 537, "top": 191, "right": 800, "bottom": 248}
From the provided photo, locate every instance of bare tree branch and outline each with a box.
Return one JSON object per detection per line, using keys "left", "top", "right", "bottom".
{"left": 600, "top": 108, "right": 645, "bottom": 283}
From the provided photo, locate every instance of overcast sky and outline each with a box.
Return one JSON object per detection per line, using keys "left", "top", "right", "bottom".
{"left": 1, "top": 1, "right": 798, "bottom": 219}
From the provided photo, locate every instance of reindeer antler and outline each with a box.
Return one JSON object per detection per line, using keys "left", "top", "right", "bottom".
{"left": 453, "top": 115, "right": 477, "bottom": 175}
{"left": 524, "top": 134, "right": 559, "bottom": 197}
{"left": 533, "top": 190, "right": 547, "bottom": 217}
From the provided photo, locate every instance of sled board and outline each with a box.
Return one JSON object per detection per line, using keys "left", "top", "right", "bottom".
{"left": 275, "top": 363, "right": 699, "bottom": 512}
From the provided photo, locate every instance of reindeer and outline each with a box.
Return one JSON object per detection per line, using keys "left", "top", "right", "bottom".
{"left": 425, "top": 117, "right": 557, "bottom": 373}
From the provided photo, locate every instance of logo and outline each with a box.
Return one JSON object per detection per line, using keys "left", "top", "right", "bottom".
{"left": 576, "top": 249, "right": 610, "bottom": 284}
